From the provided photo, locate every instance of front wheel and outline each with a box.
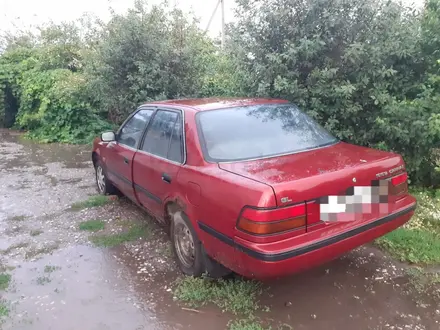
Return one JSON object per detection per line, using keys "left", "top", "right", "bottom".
{"left": 95, "top": 160, "right": 117, "bottom": 195}
{"left": 171, "top": 211, "right": 231, "bottom": 278}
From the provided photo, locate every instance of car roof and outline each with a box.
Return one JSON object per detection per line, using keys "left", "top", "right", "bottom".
{"left": 145, "top": 97, "right": 289, "bottom": 111}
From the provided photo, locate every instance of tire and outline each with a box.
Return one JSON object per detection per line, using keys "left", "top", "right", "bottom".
{"left": 171, "top": 211, "right": 231, "bottom": 278}
{"left": 95, "top": 160, "right": 117, "bottom": 195}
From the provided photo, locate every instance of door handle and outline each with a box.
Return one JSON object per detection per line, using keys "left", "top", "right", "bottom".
{"left": 161, "top": 173, "right": 172, "bottom": 184}
{"left": 123, "top": 157, "right": 129, "bottom": 164}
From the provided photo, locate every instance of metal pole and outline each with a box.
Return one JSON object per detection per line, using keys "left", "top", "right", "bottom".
{"left": 221, "top": 0, "right": 225, "bottom": 49}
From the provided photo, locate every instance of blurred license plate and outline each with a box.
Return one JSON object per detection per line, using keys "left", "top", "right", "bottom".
{"left": 319, "top": 184, "right": 389, "bottom": 222}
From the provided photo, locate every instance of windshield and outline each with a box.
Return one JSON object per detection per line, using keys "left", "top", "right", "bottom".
{"left": 197, "top": 104, "right": 338, "bottom": 162}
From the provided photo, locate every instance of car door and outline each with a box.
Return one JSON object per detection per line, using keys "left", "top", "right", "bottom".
{"left": 105, "top": 108, "right": 154, "bottom": 199}
{"left": 132, "top": 108, "right": 185, "bottom": 219}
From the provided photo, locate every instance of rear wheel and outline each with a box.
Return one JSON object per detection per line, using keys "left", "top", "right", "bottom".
{"left": 171, "top": 211, "right": 231, "bottom": 278}
{"left": 95, "top": 160, "right": 117, "bottom": 195}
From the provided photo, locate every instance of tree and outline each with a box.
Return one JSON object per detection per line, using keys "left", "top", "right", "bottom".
{"left": 228, "top": 0, "right": 440, "bottom": 185}
{"left": 86, "top": 1, "right": 217, "bottom": 123}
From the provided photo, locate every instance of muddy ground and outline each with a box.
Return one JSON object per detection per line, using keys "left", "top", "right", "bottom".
{"left": 0, "top": 129, "right": 439, "bottom": 330}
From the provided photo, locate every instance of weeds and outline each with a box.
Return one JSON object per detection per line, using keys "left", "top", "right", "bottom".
{"left": 377, "top": 189, "right": 440, "bottom": 264}
{"left": 90, "top": 224, "right": 150, "bottom": 247}
{"left": 79, "top": 220, "right": 105, "bottom": 232}
{"left": 228, "top": 319, "right": 266, "bottom": 330}
{"left": 70, "top": 195, "right": 112, "bottom": 211}
{"left": 0, "top": 274, "right": 11, "bottom": 291}
{"left": 30, "top": 229, "right": 43, "bottom": 236}
{"left": 163, "top": 242, "right": 173, "bottom": 258}
{"left": 376, "top": 229, "right": 440, "bottom": 264}
{"left": 36, "top": 276, "right": 51, "bottom": 285}
{"left": 0, "top": 301, "right": 8, "bottom": 317}
{"left": 174, "top": 276, "right": 262, "bottom": 316}
{"left": 44, "top": 265, "right": 61, "bottom": 273}
{"left": 8, "top": 215, "right": 27, "bottom": 221}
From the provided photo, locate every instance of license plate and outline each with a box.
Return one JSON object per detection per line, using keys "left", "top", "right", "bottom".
{"left": 319, "top": 183, "right": 389, "bottom": 222}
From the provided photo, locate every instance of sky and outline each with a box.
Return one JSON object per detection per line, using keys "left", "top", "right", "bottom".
{"left": 0, "top": 0, "right": 424, "bottom": 38}
{"left": 0, "top": 0, "right": 235, "bottom": 38}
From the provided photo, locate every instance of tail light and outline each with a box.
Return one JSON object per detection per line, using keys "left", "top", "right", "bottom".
{"left": 237, "top": 172, "right": 409, "bottom": 237}
{"left": 389, "top": 172, "right": 408, "bottom": 197}
{"left": 237, "top": 204, "right": 306, "bottom": 235}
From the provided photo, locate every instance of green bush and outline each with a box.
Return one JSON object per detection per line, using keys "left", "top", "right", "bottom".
{"left": 228, "top": 0, "right": 440, "bottom": 186}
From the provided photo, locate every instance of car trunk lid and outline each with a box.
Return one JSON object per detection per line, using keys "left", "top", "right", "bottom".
{"left": 219, "top": 142, "right": 405, "bottom": 204}
{"left": 220, "top": 141, "right": 408, "bottom": 236}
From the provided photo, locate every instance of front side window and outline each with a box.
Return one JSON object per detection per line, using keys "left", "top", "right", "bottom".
{"left": 118, "top": 109, "right": 154, "bottom": 148}
{"left": 141, "top": 110, "right": 184, "bottom": 163}
{"left": 197, "top": 104, "right": 338, "bottom": 162}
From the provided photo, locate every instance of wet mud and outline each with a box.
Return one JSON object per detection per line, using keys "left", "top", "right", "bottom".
{"left": 1, "top": 129, "right": 439, "bottom": 330}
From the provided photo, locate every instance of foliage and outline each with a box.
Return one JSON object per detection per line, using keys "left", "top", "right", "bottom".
{"left": 376, "top": 188, "right": 440, "bottom": 263}
{"left": 376, "top": 228, "right": 440, "bottom": 264}
{"left": 70, "top": 195, "right": 113, "bottom": 210}
{"left": 85, "top": 1, "right": 218, "bottom": 123}
{"left": 0, "top": 23, "right": 111, "bottom": 143}
{"left": 0, "top": 300, "right": 8, "bottom": 317}
{"left": 90, "top": 224, "right": 150, "bottom": 247}
{"left": 174, "top": 276, "right": 262, "bottom": 316}
{"left": 79, "top": 220, "right": 105, "bottom": 232}
{"left": 0, "top": 1, "right": 216, "bottom": 141}
{"left": 44, "top": 265, "right": 61, "bottom": 273}
{"left": 228, "top": 0, "right": 440, "bottom": 186}
{"left": 0, "top": 273, "right": 11, "bottom": 291}
{"left": 228, "top": 319, "right": 266, "bottom": 330}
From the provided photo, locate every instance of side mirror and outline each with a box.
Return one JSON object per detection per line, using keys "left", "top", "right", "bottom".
{"left": 101, "top": 131, "right": 116, "bottom": 142}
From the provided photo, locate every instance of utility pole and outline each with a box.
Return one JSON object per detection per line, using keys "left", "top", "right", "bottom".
{"left": 221, "top": 0, "right": 225, "bottom": 50}
{"left": 205, "top": 0, "right": 226, "bottom": 50}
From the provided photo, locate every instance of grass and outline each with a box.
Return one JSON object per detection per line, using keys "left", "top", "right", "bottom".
{"left": 44, "top": 265, "right": 61, "bottom": 273}
{"left": 79, "top": 220, "right": 105, "bottom": 232}
{"left": 0, "top": 274, "right": 11, "bottom": 291}
{"left": 163, "top": 242, "right": 174, "bottom": 258}
{"left": 90, "top": 224, "right": 150, "bottom": 247}
{"left": 174, "top": 276, "right": 262, "bottom": 316}
{"left": 70, "top": 195, "right": 112, "bottom": 211}
{"left": 376, "top": 188, "right": 440, "bottom": 264}
{"left": 228, "top": 319, "right": 266, "bottom": 330}
{"left": 0, "top": 301, "right": 8, "bottom": 317}
{"left": 30, "top": 229, "right": 43, "bottom": 236}
{"left": 376, "top": 229, "right": 440, "bottom": 264}
{"left": 8, "top": 215, "right": 27, "bottom": 221}
{"left": 36, "top": 276, "right": 51, "bottom": 285}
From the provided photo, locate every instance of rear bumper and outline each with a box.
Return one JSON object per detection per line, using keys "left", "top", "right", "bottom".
{"left": 199, "top": 199, "right": 416, "bottom": 279}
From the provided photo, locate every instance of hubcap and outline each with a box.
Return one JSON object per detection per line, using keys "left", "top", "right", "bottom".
{"left": 174, "top": 219, "right": 195, "bottom": 268}
{"left": 96, "top": 166, "right": 106, "bottom": 193}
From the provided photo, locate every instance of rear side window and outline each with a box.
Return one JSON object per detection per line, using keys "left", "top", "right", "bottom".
{"left": 141, "top": 110, "right": 184, "bottom": 163}
{"left": 118, "top": 109, "right": 154, "bottom": 148}
{"left": 197, "top": 104, "right": 337, "bottom": 162}
{"left": 167, "top": 116, "right": 184, "bottom": 163}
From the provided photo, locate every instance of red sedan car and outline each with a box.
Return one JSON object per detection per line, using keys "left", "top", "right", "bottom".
{"left": 92, "top": 98, "right": 416, "bottom": 280}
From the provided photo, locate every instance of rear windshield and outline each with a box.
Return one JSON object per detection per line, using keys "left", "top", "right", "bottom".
{"left": 196, "top": 104, "right": 338, "bottom": 162}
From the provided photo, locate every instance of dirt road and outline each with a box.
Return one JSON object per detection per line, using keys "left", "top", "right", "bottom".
{"left": 0, "top": 129, "right": 439, "bottom": 330}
